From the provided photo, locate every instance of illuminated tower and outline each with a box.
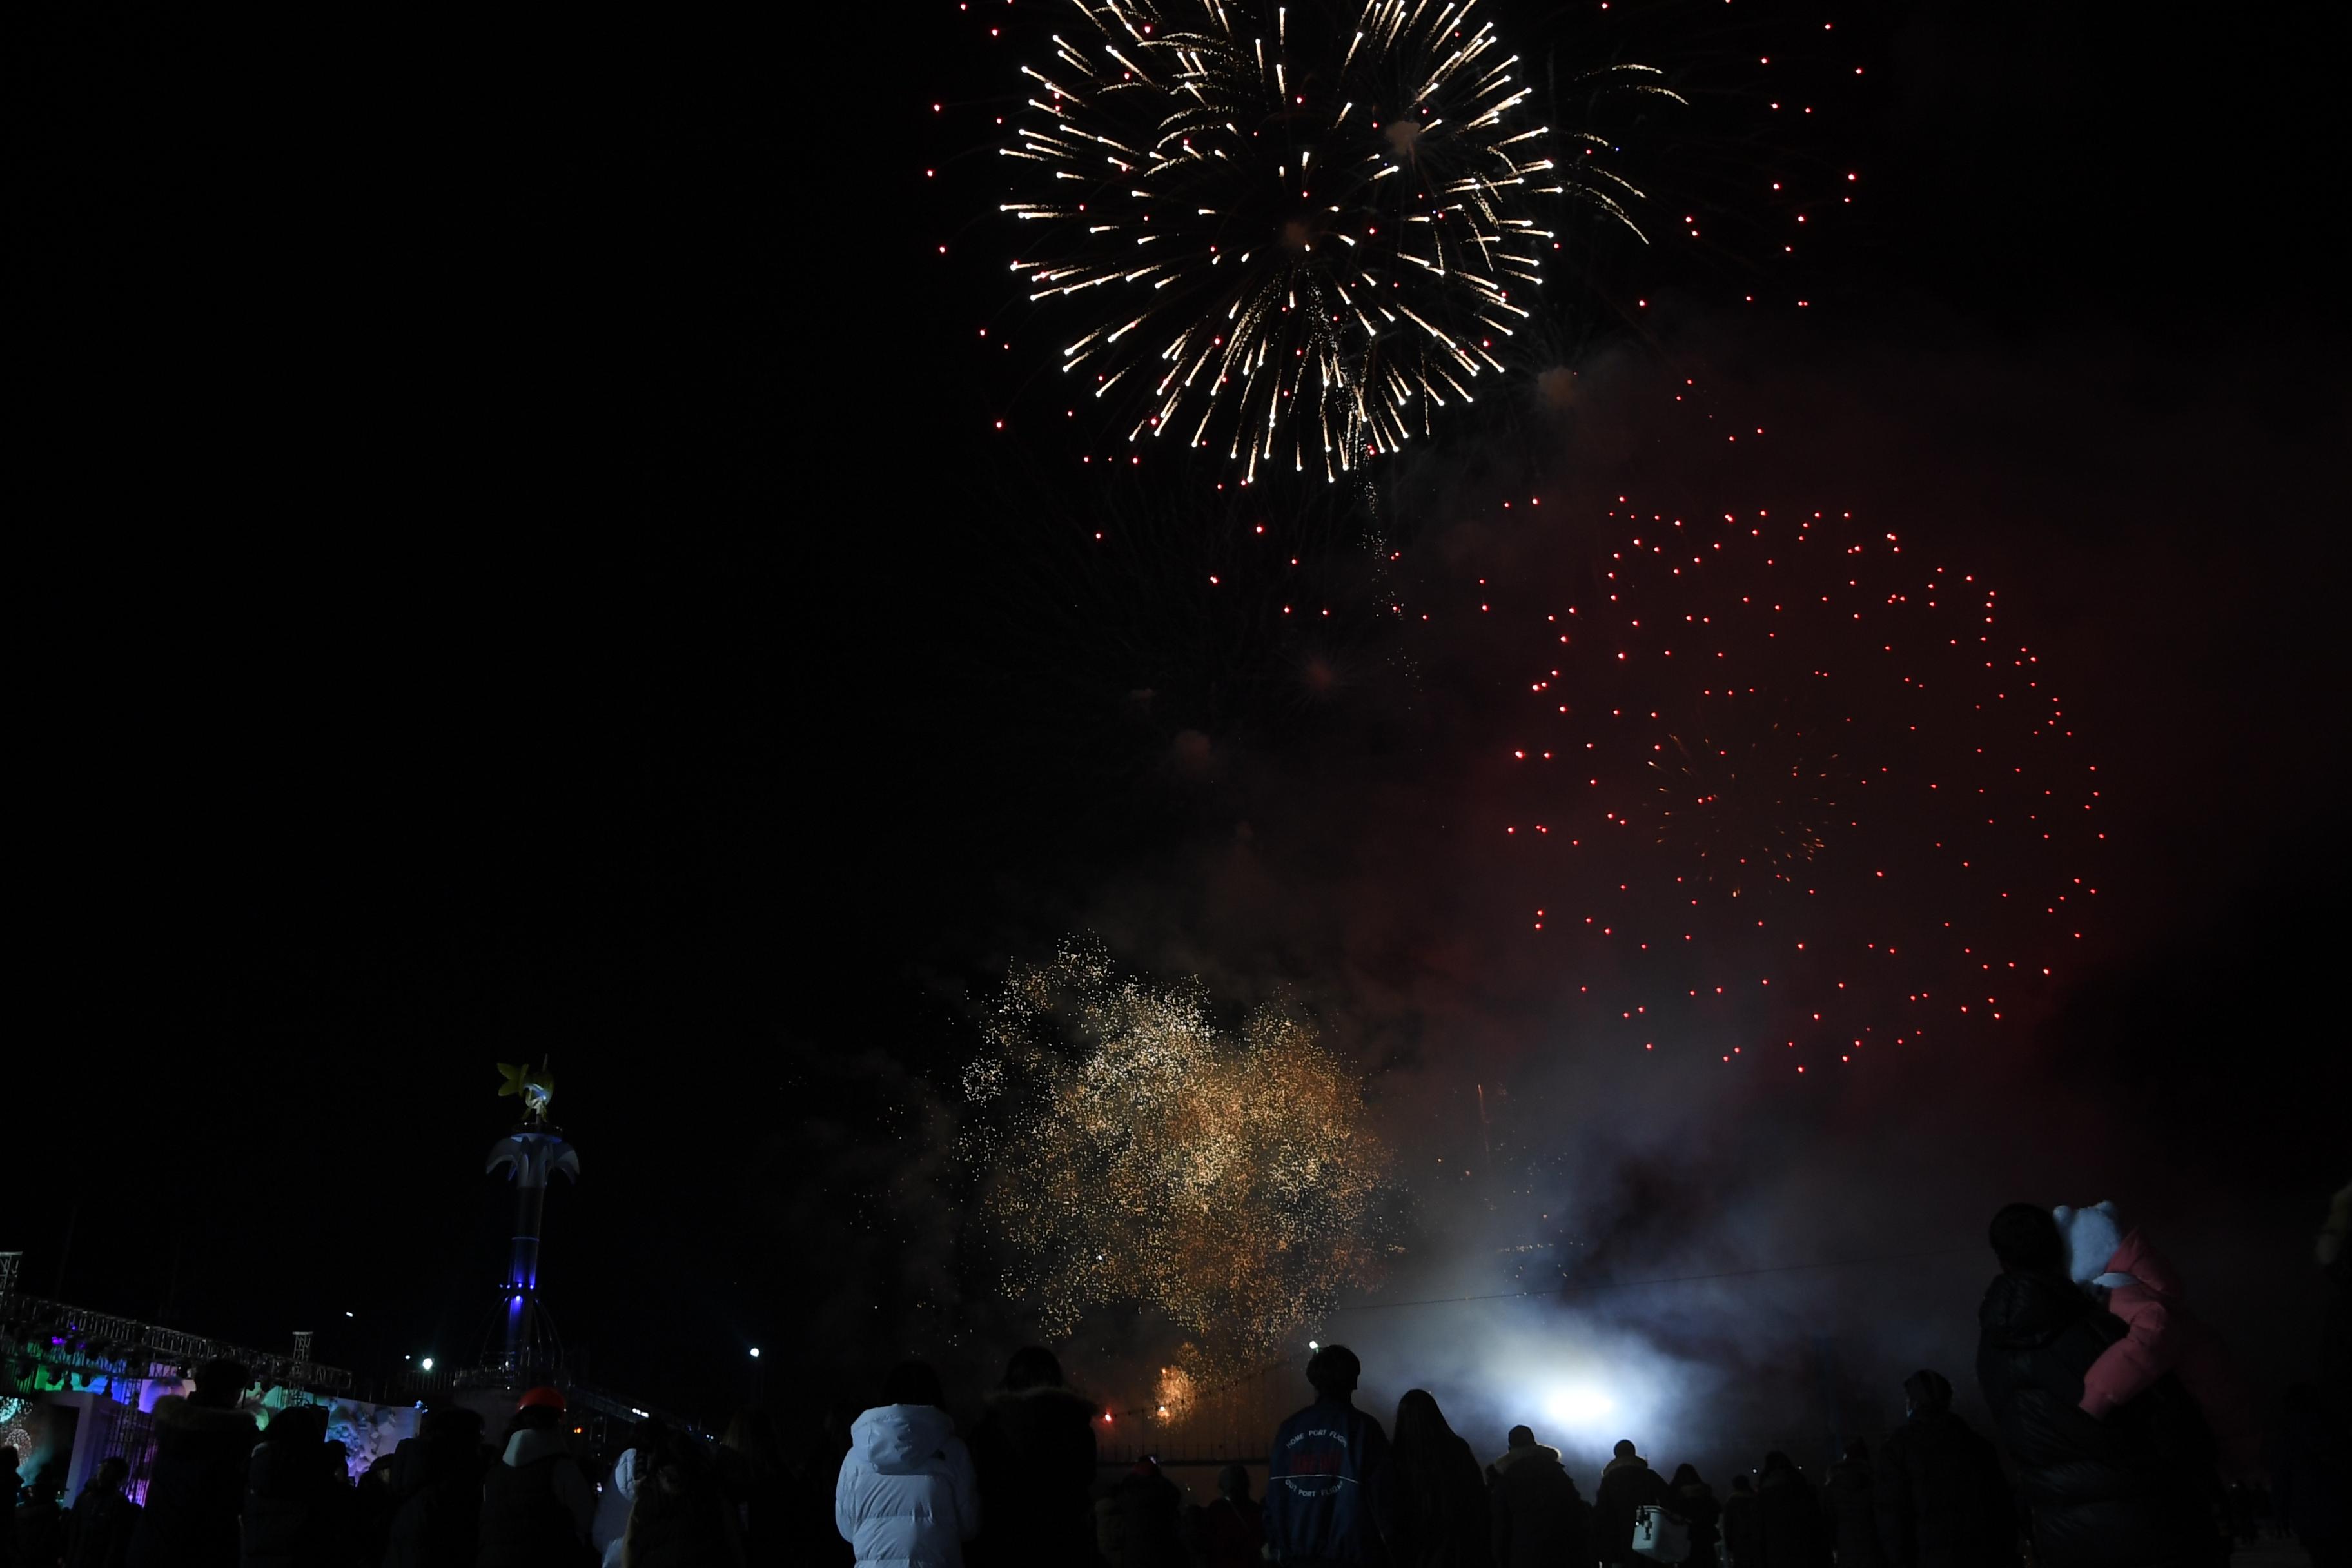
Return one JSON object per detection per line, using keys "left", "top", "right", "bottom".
{"left": 484, "top": 1061, "right": 578, "bottom": 1383}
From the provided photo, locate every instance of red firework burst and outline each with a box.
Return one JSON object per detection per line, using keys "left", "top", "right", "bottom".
{"left": 1499, "top": 505, "right": 2104, "bottom": 1070}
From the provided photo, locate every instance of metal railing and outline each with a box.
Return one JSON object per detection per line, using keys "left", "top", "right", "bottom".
{"left": 0, "top": 1251, "right": 354, "bottom": 1396}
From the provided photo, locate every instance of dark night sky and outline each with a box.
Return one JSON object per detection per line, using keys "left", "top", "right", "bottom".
{"left": 19, "top": 1, "right": 2349, "bottom": 1427}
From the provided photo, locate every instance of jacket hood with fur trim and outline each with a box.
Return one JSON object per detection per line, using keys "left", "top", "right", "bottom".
{"left": 1489, "top": 1443, "right": 1565, "bottom": 1477}
{"left": 503, "top": 1427, "right": 574, "bottom": 1469}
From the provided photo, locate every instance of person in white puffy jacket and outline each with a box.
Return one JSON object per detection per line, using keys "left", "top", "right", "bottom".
{"left": 592, "top": 1444, "right": 640, "bottom": 1567}
{"left": 835, "top": 1360, "right": 981, "bottom": 1567}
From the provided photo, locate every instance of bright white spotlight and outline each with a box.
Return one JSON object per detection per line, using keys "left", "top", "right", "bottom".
{"left": 1541, "top": 1386, "right": 1617, "bottom": 1428}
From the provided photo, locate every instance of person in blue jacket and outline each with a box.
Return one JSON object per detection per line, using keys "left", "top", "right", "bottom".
{"left": 1264, "top": 1344, "right": 1394, "bottom": 1565}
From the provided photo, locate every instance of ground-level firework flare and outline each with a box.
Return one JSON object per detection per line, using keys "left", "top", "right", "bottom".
{"left": 1002, "top": 0, "right": 1674, "bottom": 483}
{"left": 1493, "top": 505, "right": 2104, "bottom": 1069}
{"left": 963, "top": 939, "right": 1394, "bottom": 1366}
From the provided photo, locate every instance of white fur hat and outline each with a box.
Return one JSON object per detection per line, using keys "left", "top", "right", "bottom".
{"left": 2052, "top": 1200, "right": 2124, "bottom": 1285}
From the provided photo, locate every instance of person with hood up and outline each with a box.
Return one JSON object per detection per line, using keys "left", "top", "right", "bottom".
{"left": 1591, "top": 1441, "right": 1669, "bottom": 1567}
{"left": 1384, "top": 1391, "right": 1489, "bottom": 1568}
{"left": 966, "top": 1347, "right": 1097, "bottom": 1568}
{"left": 593, "top": 1448, "right": 642, "bottom": 1568}
{"left": 1668, "top": 1465, "right": 1720, "bottom": 1567}
{"left": 240, "top": 1404, "right": 355, "bottom": 1568}
{"left": 2321, "top": 1178, "right": 2352, "bottom": 1391}
{"left": 1264, "top": 1344, "right": 1393, "bottom": 1566}
{"left": 595, "top": 1420, "right": 665, "bottom": 1568}
{"left": 1816, "top": 1448, "right": 1872, "bottom": 1568}
{"left": 834, "top": 1360, "right": 979, "bottom": 1567}
{"left": 17, "top": 1465, "right": 70, "bottom": 1568}
{"left": 1188, "top": 1465, "right": 1264, "bottom": 1568}
{"left": 477, "top": 1387, "right": 596, "bottom": 1568}
{"left": 355, "top": 1454, "right": 400, "bottom": 1567}
{"left": 3, "top": 1444, "right": 19, "bottom": 1568}
{"left": 1094, "top": 1458, "right": 1185, "bottom": 1568}
{"left": 718, "top": 1409, "right": 788, "bottom": 1567}
{"left": 1870, "top": 1369, "right": 2015, "bottom": 1568}
{"left": 1975, "top": 1202, "right": 2217, "bottom": 1567}
{"left": 66, "top": 1456, "right": 141, "bottom": 1568}
{"left": 1487, "top": 1427, "right": 1589, "bottom": 1568}
{"left": 1721, "top": 1475, "right": 1763, "bottom": 1568}
{"left": 1821, "top": 1442, "right": 1879, "bottom": 1568}
{"left": 2264, "top": 1179, "right": 2349, "bottom": 1568}
{"left": 2050, "top": 1200, "right": 2259, "bottom": 1479}
{"left": 1754, "top": 1453, "right": 1827, "bottom": 1568}
{"left": 621, "top": 1428, "right": 745, "bottom": 1568}
{"left": 382, "top": 1406, "right": 487, "bottom": 1568}
{"left": 2272, "top": 1382, "right": 2347, "bottom": 1568}
{"left": 129, "top": 1358, "right": 259, "bottom": 1568}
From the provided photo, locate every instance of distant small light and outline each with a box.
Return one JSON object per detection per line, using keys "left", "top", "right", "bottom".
{"left": 420, "top": 1357, "right": 435, "bottom": 1372}
{"left": 749, "top": 1348, "right": 762, "bottom": 1359}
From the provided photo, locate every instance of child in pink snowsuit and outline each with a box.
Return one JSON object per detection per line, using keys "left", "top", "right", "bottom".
{"left": 2052, "top": 1200, "right": 2259, "bottom": 1478}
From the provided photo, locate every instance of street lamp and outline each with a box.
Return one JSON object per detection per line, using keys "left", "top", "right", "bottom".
{"left": 420, "top": 1357, "right": 435, "bottom": 1373}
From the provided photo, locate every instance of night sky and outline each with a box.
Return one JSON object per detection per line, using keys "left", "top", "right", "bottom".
{"left": 21, "top": 0, "right": 2349, "bottom": 1441}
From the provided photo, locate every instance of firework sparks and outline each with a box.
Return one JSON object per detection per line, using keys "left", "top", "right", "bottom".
{"left": 1153, "top": 1362, "right": 1198, "bottom": 1422}
{"left": 1002, "top": 0, "right": 1675, "bottom": 483}
{"left": 1497, "top": 507, "right": 2103, "bottom": 1068}
{"left": 965, "top": 939, "right": 1393, "bottom": 1363}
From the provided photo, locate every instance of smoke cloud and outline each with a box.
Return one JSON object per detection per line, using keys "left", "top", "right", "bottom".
{"left": 774, "top": 310, "right": 2342, "bottom": 1478}
{"left": 939, "top": 308, "right": 2348, "bottom": 1473}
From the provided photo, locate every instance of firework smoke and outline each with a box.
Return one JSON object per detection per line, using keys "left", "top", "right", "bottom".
{"left": 964, "top": 937, "right": 1396, "bottom": 1369}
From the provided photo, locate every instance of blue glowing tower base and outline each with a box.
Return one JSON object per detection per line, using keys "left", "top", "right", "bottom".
{"left": 484, "top": 1126, "right": 579, "bottom": 1387}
